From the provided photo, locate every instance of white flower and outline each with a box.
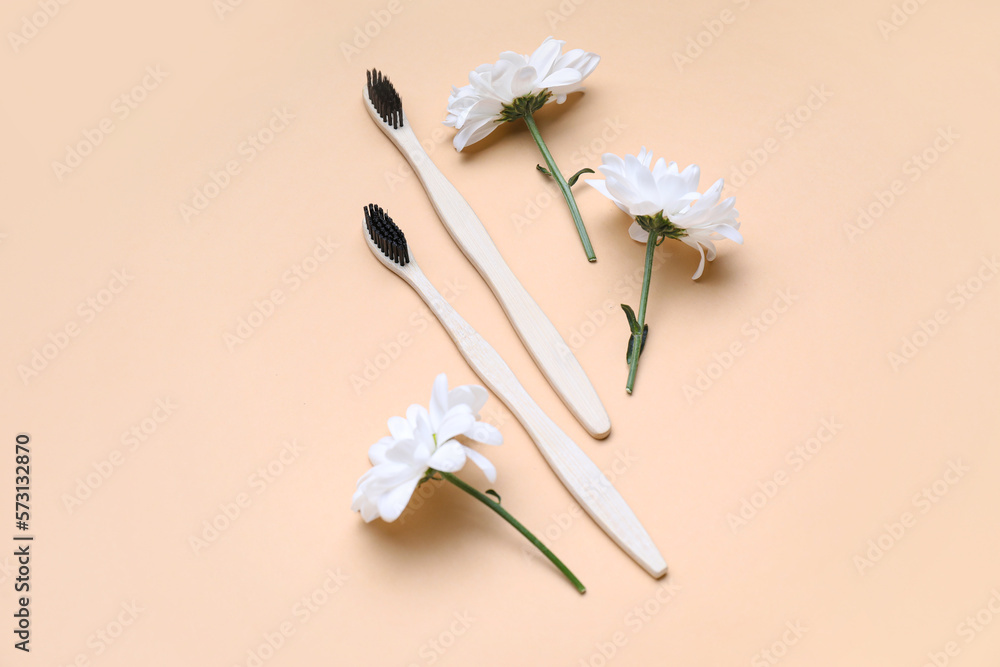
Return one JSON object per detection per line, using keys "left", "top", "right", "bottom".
{"left": 444, "top": 36, "right": 600, "bottom": 151}
{"left": 351, "top": 373, "right": 502, "bottom": 522}
{"left": 587, "top": 148, "right": 743, "bottom": 279}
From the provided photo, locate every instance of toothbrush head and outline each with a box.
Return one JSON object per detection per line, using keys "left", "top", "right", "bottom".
{"left": 366, "top": 69, "right": 403, "bottom": 130}
{"left": 364, "top": 203, "right": 409, "bottom": 266}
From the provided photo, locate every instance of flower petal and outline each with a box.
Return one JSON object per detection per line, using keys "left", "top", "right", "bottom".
{"left": 434, "top": 406, "right": 476, "bottom": 443}
{"left": 713, "top": 224, "right": 744, "bottom": 244}
{"left": 552, "top": 49, "right": 600, "bottom": 79}
{"left": 406, "top": 403, "right": 428, "bottom": 426}
{"left": 587, "top": 177, "right": 632, "bottom": 215}
{"left": 384, "top": 438, "right": 422, "bottom": 465}
{"left": 448, "top": 384, "right": 489, "bottom": 415}
{"left": 509, "top": 65, "right": 539, "bottom": 99}
{"left": 603, "top": 173, "right": 641, "bottom": 209}
{"left": 368, "top": 435, "right": 398, "bottom": 465}
{"left": 386, "top": 416, "right": 413, "bottom": 442}
{"left": 412, "top": 410, "right": 434, "bottom": 447}
{"left": 447, "top": 95, "right": 499, "bottom": 129}
{"left": 691, "top": 243, "right": 707, "bottom": 280}
{"left": 427, "top": 440, "right": 467, "bottom": 472}
{"left": 464, "top": 420, "right": 503, "bottom": 445}
{"left": 429, "top": 373, "right": 449, "bottom": 428}
{"left": 679, "top": 164, "right": 701, "bottom": 192}
{"left": 688, "top": 178, "right": 724, "bottom": 212}
{"left": 598, "top": 152, "right": 626, "bottom": 176}
{"left": 585, "top": 177, "right": 612, "bottom": 199}
{"left": 539, "top": 68, "right": 583, "bottom": 91}
{"left": 628, "top": 221, "right": 650, "bottom": 243}
{"left": 528, "top": 36, "right": 564, "bottom": 78}
{"left": 453, "top": 117, "right": 500, "bottom": 151}
{"left": 464, "top": 447, "right": 497, "bottom": 483}
{"left": 351, "top": 486, "right": 380, "bottom": 522}
{"left": 376, "top": 476, "right": 421, "bottom": 522}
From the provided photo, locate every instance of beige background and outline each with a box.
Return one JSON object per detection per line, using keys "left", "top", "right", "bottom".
{"left": 3, "top": 0, "right": 999, "bottom": 664}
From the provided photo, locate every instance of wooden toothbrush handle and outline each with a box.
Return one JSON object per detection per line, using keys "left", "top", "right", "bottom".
{"left": 410, "top": 271, "right": 667, "bottom": 578}
{"left": 397, "top": 132, "right": 611, "bottom": 439}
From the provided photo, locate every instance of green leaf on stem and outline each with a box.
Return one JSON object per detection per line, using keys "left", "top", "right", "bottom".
{"left": 621, "top": 304, "right": 639, "bottom": 333}
{"left": 567, "top": 168, "right": 595, "bottom": 187}
{"left": 535, "top": 163, "right": 592, "bottom": 185}
{"left": 484, "top": 489, "right": 502, "bottom": 504}
{"left": 625, "top": 324, "right": 649, "bottom": 362}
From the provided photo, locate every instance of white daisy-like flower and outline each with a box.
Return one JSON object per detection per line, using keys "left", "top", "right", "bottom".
{"left": 350, "top": 373, "right": 585, "bottom": 592}
{"left": 444, "top": 36, "right": 600, "bottom": 151}
{"left": 587, "top": 147, "right": 743, "bottom": 279}
{"left": 351, "top": 373, "right": 501, "bottom": 522}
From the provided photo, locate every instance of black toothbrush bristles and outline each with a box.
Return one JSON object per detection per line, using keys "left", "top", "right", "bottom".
{"left": 366, "top": 69, "right": 403, "bottom": 129}
{"left": 365, "top": 204, "right": 409, "bottom": 266}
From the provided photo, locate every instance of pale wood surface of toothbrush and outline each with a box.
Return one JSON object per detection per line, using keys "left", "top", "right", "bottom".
{"left": 367, "top": 100, "right": 612, "bottom": 440}
{"left": 377, "top": 247, "right": 667, "bottom": 578}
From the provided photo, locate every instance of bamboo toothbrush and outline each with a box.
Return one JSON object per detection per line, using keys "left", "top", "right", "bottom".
{"left": 363, "top": 70, "right": 611, "bottom": 440}
{"left": 362, "top": 203, "right": 667, "bottom": 578}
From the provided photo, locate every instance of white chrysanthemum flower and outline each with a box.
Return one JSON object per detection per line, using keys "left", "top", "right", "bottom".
{"left": 444, "top": 36, "right": 600, "bottom": 151}
{"left": 351, "top": 373, "right": 501, "bottom": 522}
{"left": 350, "top": 373, "right": 585, "bottom": 592}
{"left": 587, "top": 147, "right": 743, "bottom": 279}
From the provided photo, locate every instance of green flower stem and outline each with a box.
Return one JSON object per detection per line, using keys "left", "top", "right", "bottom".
{"left": 522, "top": 112, "right": 596, "bottom": 262}
{"left": 436, "top": 470, "right": 586, "bottom": 594}
{"left": 626, "top": 232, "right": 659, "bottom": 394}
